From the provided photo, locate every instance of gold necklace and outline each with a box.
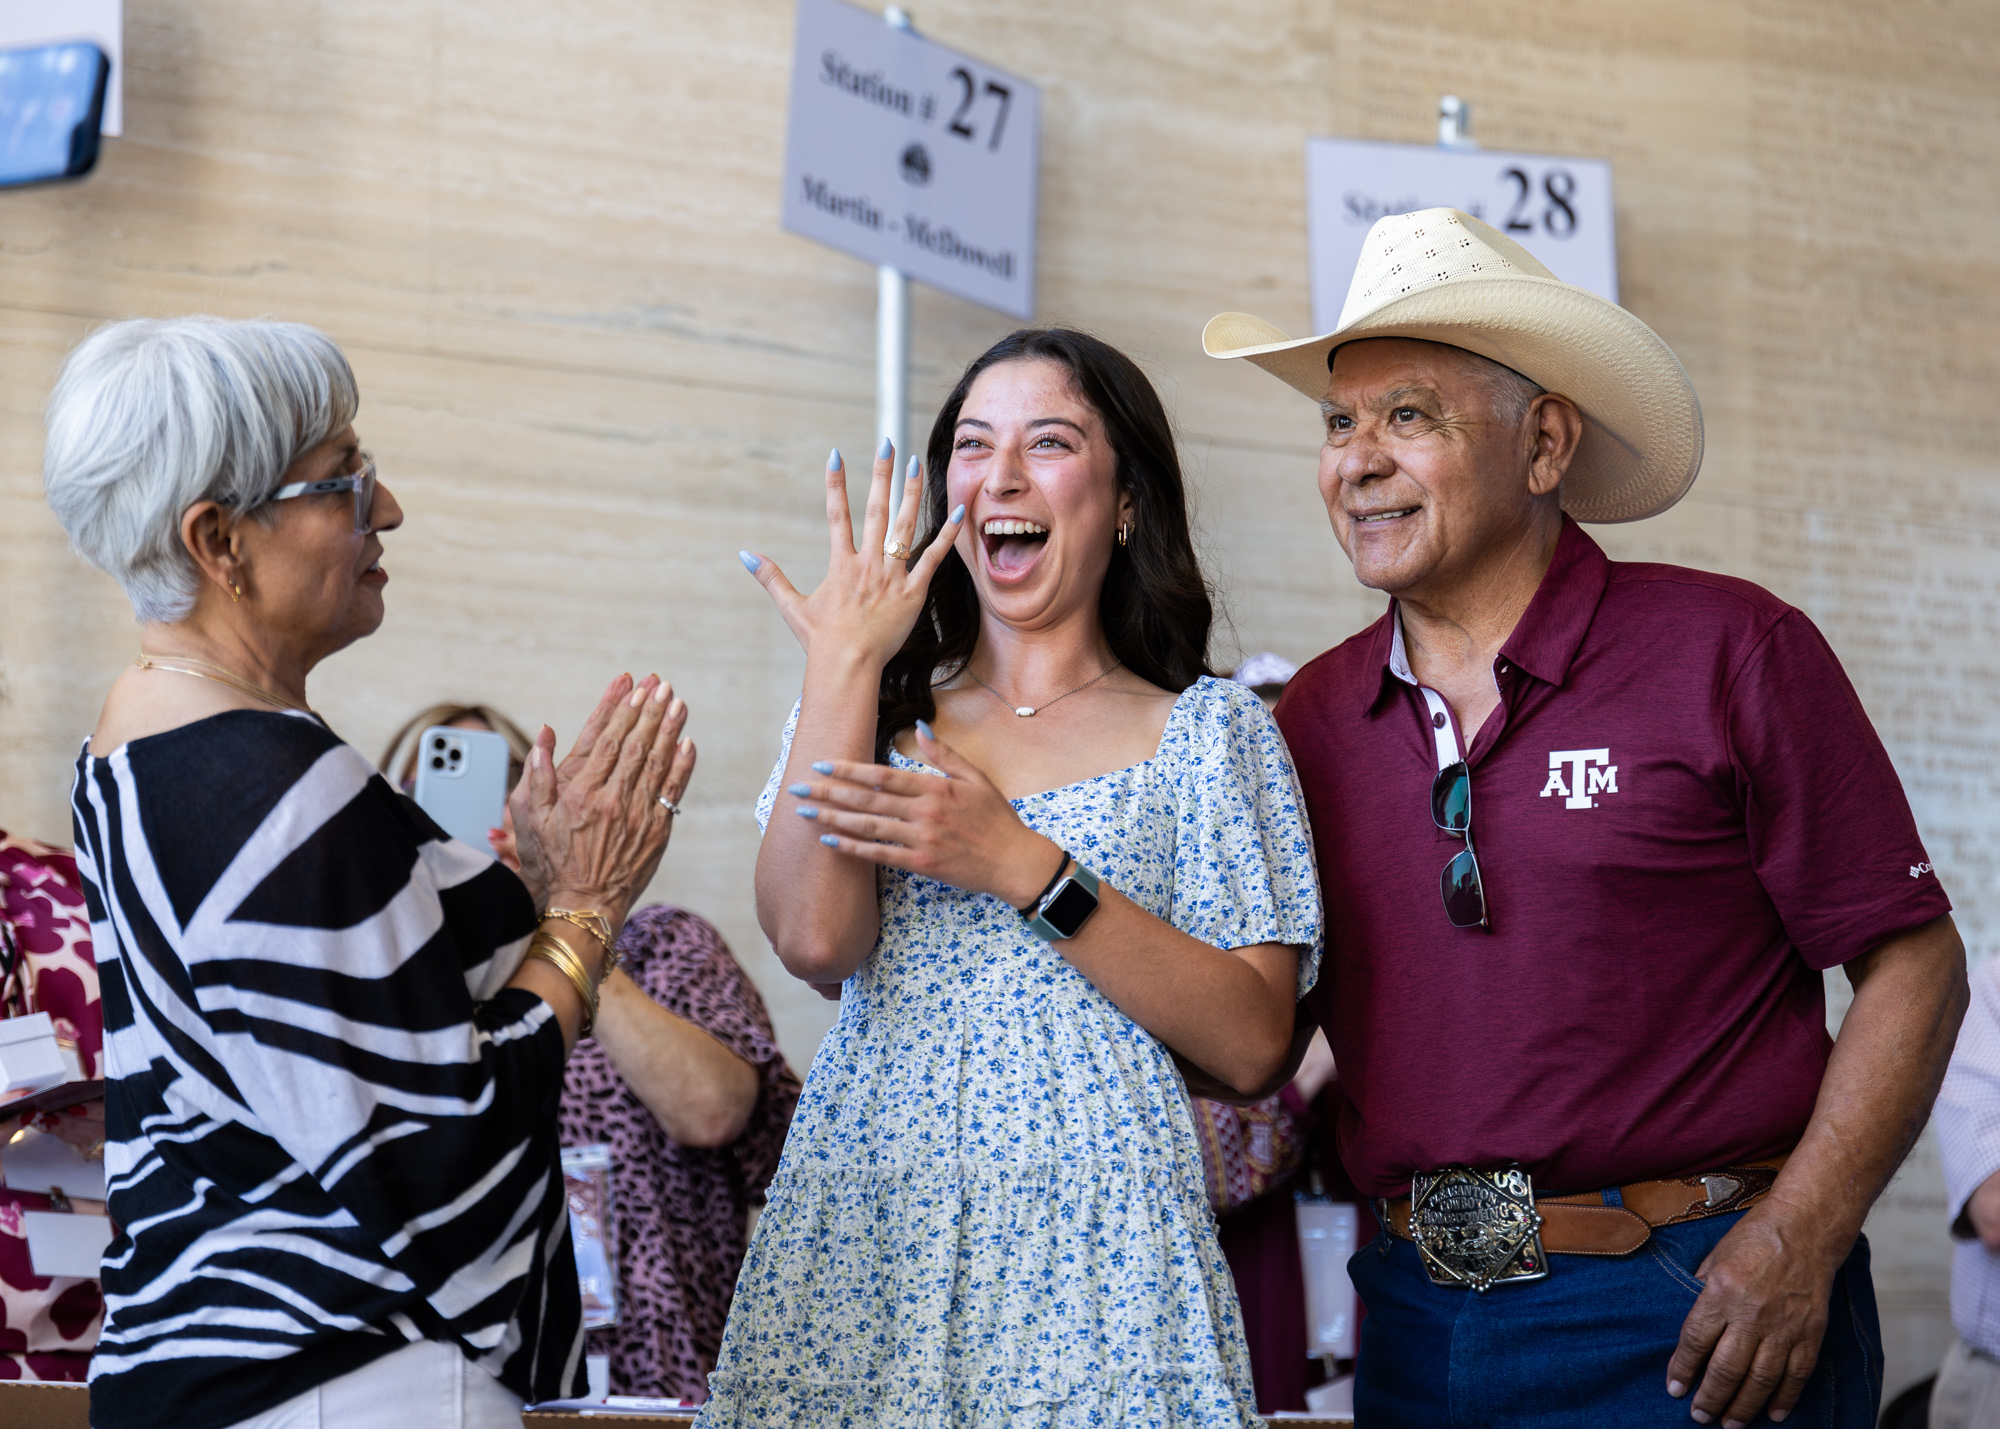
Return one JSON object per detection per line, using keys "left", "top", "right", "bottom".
{"left": 133, "top": 654, "right": 312, "bottom": 714}
{"left": 965, "top": 660, "right": 1123, "bottom": 718}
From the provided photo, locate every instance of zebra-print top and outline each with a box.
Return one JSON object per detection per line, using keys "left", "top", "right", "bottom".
{"left": 70, "top": 709, "right": 583, "bottom": 1429}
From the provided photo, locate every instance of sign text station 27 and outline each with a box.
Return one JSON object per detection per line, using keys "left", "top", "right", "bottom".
{"left": 782, "top": 0, "right": 1040, "bottom": 319}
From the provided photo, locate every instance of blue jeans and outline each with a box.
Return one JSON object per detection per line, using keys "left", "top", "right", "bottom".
{"left": 1351, "top": 1211, "right": 1882, "bottom": 1428}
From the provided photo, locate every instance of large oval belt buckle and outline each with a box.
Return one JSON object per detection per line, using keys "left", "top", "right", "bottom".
{"left": 1409, "top": 1165, "right": 1549, "bottom": 1292}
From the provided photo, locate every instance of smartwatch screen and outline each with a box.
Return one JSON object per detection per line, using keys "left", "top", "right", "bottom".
{"left": 1041, "top": 880, "right": 1098, "bottom": 937}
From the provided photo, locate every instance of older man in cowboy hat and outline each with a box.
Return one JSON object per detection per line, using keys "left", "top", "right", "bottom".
{"left": 1206, "top": 208, "right": 1968, "bottom": 1429}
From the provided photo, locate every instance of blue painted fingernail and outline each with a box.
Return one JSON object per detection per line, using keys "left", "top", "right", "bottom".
{"left": 827, "top": 447, "right": 841, "bottom": 471}
{"left": 916, "top": 718, "right": 934, "bottom": 740}
{"left": 811, "top": 761, "right": 835, "bottom": 775}
{"left": 819, "top": 833, "right": 839, "bottom": 847}
{"left": 738, "top": 550, "right": 760, "bottom": 573}
{"left": 948, "top": 503, "right": 965, "bottom": 523}
{"left": 787, "top": 782, "right": 812, "bottom": 796}
{"left": 795, "top": 806, "right": 818, "bottom": 820}
{"left": 877, "top": 436, "right": 894, "bottom": 460}
{"left": 906, "top": 455, "right": 921, "bottom": 481}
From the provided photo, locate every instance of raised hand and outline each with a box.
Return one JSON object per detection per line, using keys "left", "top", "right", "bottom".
{"left": 739, "top": 441, "right": 965, "bottom": 668}
{"left": 509, "top": 674, "right": 698, "bottom": 936}
{"left": 546, "top": 672, "right": 643, "bottom": 794}
{"left": 785, "top": 720, "right": 1058, "bottom": 909}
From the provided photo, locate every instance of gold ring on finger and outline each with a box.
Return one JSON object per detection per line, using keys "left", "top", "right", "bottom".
{"left": 883, "top": 537, "right": 912, "bottom": 561}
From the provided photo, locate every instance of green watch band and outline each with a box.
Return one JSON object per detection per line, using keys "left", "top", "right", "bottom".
{"left": 1024, "top": 859, "right": 1101, "bottom": 942}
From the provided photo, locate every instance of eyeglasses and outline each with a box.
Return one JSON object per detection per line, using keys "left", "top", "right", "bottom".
{"left": 221, "top": 454, "right": 379, "bottom": 533}
{"left": 266, "top": 454, "right": 379, "bottom": 534}
{"left": 1431, "top": 760, "right": 1489, "bottom": 929}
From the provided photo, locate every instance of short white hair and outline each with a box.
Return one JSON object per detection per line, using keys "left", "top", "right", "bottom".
{"left": 1459, "top": 348, "right": 1546, "bottom": 428}
{"left": 43, "top": 316, "right": 359, "bottom": 623}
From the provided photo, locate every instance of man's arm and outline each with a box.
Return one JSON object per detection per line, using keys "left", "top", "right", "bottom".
{"left": 1666, "top": 914, "right": 1968, "bottom": 1427}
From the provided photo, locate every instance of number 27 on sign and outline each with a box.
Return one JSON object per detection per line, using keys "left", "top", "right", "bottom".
{"left": 921, "top": 66, "right": 1012, "bottom": 152}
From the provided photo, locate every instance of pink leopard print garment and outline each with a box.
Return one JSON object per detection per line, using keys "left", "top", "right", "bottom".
{"left": 556, "top": 906, "right": 800, "bottom": 1402}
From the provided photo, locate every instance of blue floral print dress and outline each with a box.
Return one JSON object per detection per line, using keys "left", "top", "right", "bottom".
{"left": 701, "top": 677, "right": 1322, "bottom": 1428}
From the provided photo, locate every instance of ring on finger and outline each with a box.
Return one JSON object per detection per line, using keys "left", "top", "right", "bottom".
{"left": 657, "top": 795, "right": 682, "bottom": 816}
{"left": 883, "top": 536, "right": 912, "bottom": 561}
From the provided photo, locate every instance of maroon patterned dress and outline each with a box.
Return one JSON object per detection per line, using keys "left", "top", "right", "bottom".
{"left": 556, "top": 906, "right": 800, "bottom": 1402}
{"left": 0, "top": 831, "right": 106, "bottom": 1383}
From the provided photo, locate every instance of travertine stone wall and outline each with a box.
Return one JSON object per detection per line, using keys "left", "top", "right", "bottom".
{"left": 0, "top": 0, "right": 1989, "bottom": 1399}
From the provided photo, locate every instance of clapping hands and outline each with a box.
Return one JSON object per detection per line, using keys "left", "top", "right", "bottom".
{"left": 508, "top": 672, "right": 697, "bottom": 935}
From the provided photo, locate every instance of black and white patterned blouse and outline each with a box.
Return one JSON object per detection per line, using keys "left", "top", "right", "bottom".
{"left": 69, "top": 709, "right": 582, "bottom": 1429}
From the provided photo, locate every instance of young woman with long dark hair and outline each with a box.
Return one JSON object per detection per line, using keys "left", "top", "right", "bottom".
{"left": 709, "top": 329, "right": 1321, "bottom": 1427}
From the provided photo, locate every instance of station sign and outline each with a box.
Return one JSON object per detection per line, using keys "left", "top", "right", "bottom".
{"left": 1306, "top": 138, "right": 1616, "bottom": 333}
{"left": 782, "top": 0, "right": 1040, "bottom": 319}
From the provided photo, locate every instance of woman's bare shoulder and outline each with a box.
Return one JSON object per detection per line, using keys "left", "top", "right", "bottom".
{"left": 90, "top": 664, "right": 274, "bottom": 757}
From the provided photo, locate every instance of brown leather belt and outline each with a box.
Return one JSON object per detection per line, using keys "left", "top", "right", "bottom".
{"left": 1382, "top": 1158, "right": 1788, "bottom": 1259}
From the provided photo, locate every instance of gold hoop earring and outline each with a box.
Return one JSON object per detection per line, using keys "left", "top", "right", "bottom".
{"left": 230, "top": 582, "right": 243, "bottom": 603}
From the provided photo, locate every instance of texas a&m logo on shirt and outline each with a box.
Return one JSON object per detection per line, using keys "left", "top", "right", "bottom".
{"left": 1540, "top": 748, "right": 1618, "bottom": 810}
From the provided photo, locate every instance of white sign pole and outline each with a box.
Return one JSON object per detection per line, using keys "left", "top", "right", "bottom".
{"left": 1437, "top": 95, "right": 1476, "bottom": 154}
{"left": 879, "top": 6, "right": 912, "bottom": 519}
{"left": 877, "top": 260, "right": 909, "bottom": 514}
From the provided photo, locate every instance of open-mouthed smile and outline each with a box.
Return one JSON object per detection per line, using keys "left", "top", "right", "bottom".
{"left": 980, "top": 517, "right": 1050, "bottom": 580}
{"left": 1350, "top": 506, "right": 1420, "bottom": 525}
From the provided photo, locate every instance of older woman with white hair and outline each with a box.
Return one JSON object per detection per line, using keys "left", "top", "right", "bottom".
{"left": 43, "top": 316, "right": 698, "bottom": 1429}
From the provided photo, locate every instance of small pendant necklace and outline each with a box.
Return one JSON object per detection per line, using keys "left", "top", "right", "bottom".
{"left": 965, "top": 659, "right": 1122, "bottom": 718}
{"left": 133, "top": 653, "right": 312, "bottom": 715}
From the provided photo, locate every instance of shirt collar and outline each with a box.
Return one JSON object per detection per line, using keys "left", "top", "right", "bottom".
{"left": 1360, "top": 515, "right": 1611, "bottom": 716}
{"left": 1497, "top": 516, "right": 1609, "bottom": 688}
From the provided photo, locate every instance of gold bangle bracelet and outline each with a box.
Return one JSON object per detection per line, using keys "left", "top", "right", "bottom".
{"left": 541, "top": 908, "right": 621, "bottom": 976}
{"left": 528, "top": 932, "right": 599, "bottom": 1034}
{"left": 529, "top": 941, "right": 596, "bottom": 1035}
{"left": 528, "top": 933, "right": 592, "bottom": 1001}
{"left": 533, "top": 929, "right": 597, "bottom": 996}
{"left": 534, "top": 922, "right": 606, "bottom": 987}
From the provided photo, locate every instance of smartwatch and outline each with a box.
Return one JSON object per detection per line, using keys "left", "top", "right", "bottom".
{"left": 1022, "top": 853, "right": 1101, "bottom": 942}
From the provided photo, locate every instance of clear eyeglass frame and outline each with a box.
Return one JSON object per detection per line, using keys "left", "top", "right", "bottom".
{"left": 243, "top": 453, "right": 379, "bottom": 533}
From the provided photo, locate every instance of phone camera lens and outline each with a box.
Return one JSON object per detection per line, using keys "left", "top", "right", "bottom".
{"left": 448, "top": 749, "right": 462, "bottom": 762}
{"left": 430, "top": 756, "right": 445, "bottom": 770}
{"left": 432, "top": 737, "right": 447, "bottom": 751}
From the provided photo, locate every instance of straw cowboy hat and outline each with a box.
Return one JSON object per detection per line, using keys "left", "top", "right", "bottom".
{"left": 1202, "top": 207, "right": 1703, "bottom": 523}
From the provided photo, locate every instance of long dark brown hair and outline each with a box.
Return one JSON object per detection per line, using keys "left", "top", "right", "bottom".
{"left": 876, "top": 328, "right": 1216, "bottom": 758}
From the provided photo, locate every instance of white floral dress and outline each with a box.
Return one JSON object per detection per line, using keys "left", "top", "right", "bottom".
{"left": 702, "top": 677, "right": 1322, "bottom": 1428}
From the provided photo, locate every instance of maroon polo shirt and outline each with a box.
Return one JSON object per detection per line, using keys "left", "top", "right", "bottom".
{"left": 1276, "top": 517, "right": 1950, "bottom": 1198}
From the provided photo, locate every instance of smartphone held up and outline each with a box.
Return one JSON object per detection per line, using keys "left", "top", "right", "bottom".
{"left": 412, "top": 726, "right": 513, "bottom": 852}
{"left": 0, "top": 40, "right": 109, "bottom": 187}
